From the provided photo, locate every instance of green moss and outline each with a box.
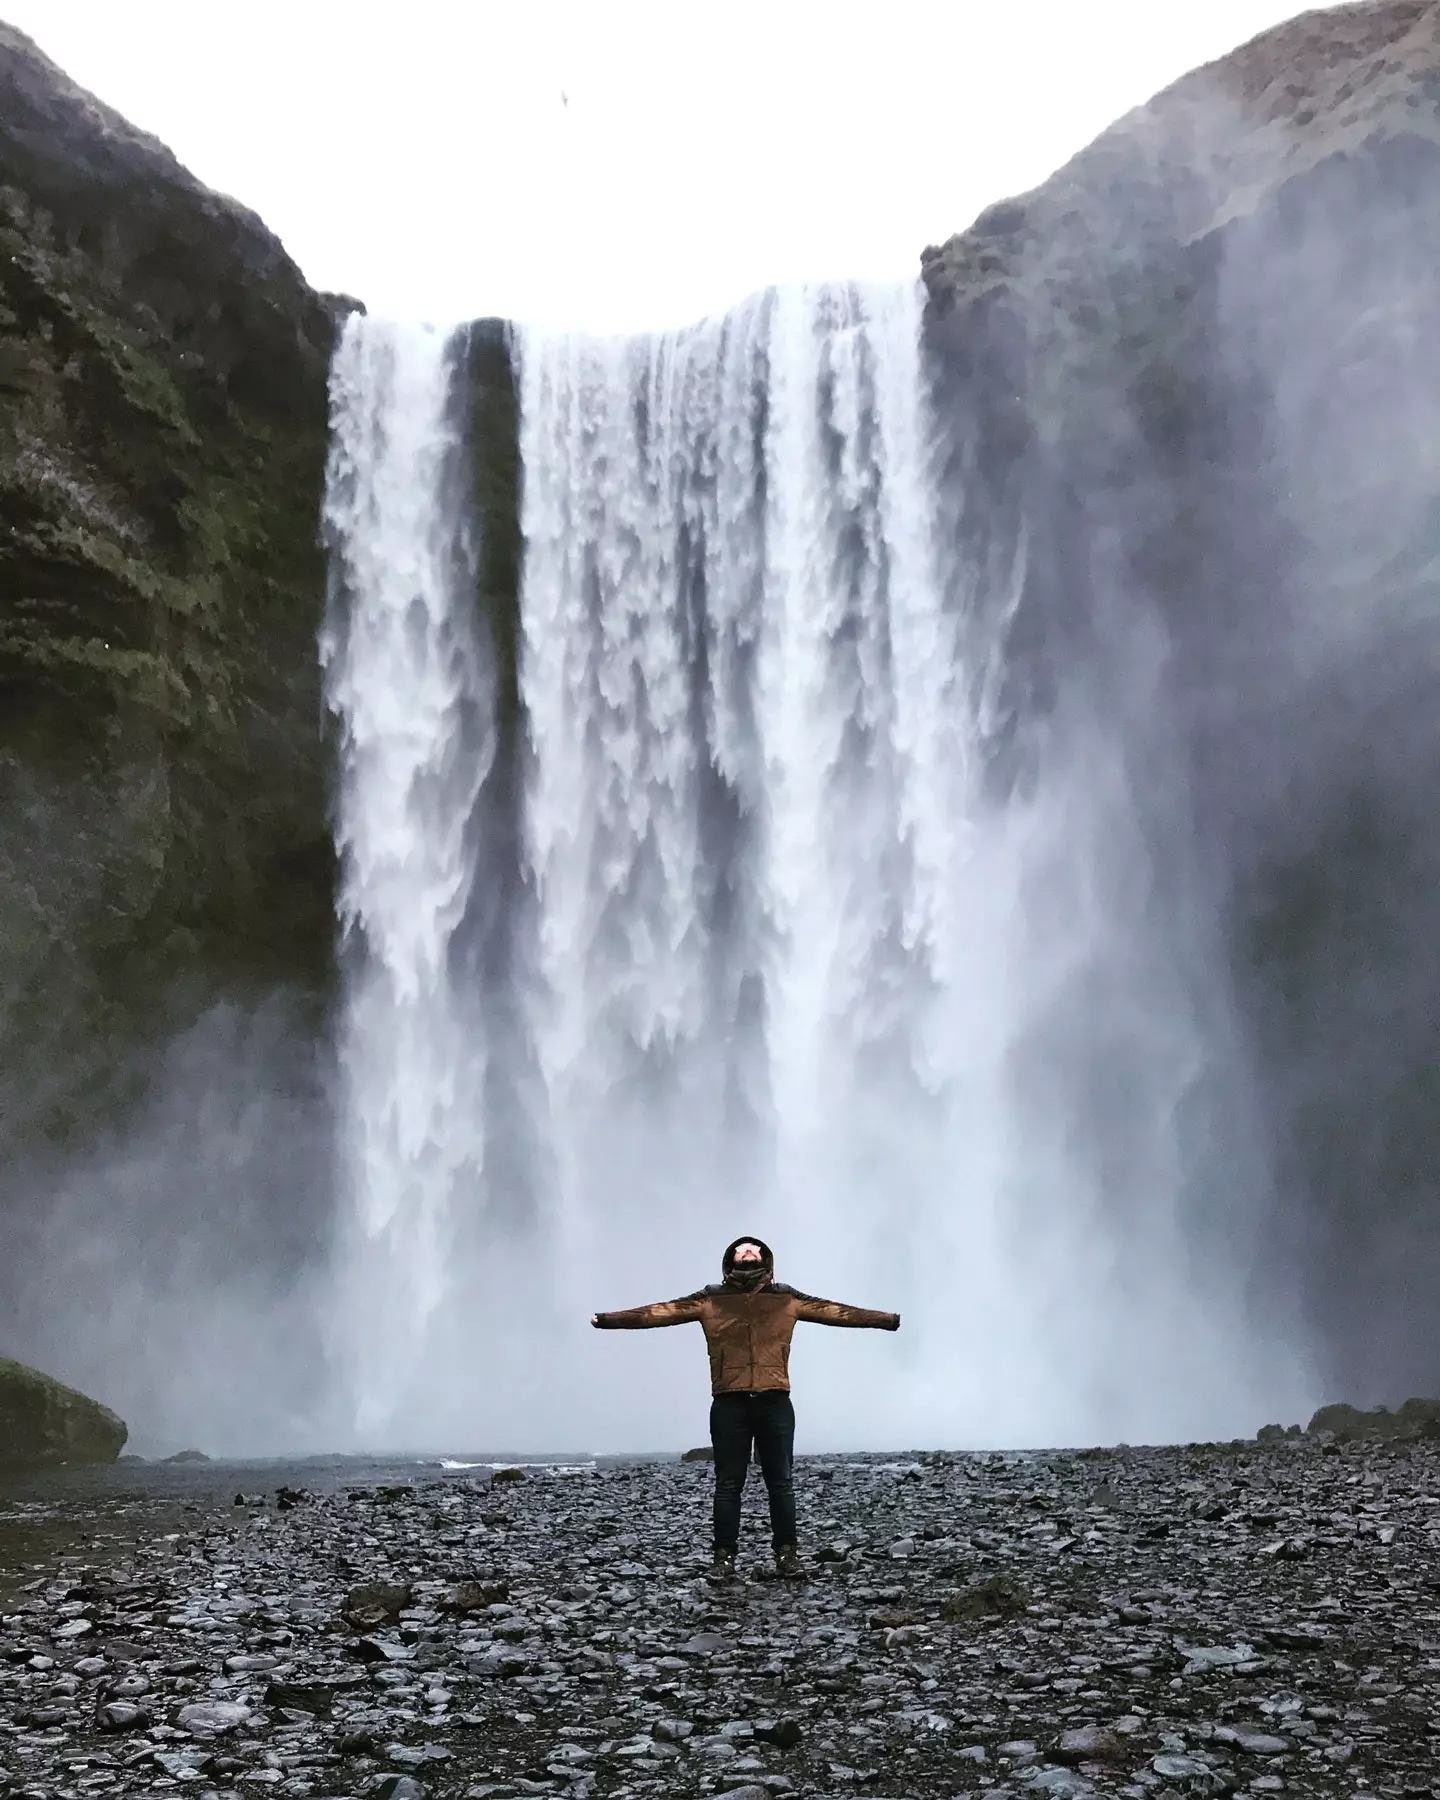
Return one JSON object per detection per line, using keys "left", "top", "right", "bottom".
{"left": 0, "top": 1356, "right": 127, "bottom": 1464}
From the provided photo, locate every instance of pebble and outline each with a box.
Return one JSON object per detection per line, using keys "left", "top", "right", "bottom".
{"left": 0, "top": 1436, "right": 1436, "bottom": 1796}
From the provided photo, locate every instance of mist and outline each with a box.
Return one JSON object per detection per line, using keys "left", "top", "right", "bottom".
{"left": 0, "top": 994, "right": 335, "bottom": 1454}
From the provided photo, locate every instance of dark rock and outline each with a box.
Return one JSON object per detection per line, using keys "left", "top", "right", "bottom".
{"left": 162, "top": 1448, "right": 210, "bottom": 1463}
{"left": 342, "top": 1581, "right": 413, "bottom": 1628}
{"left": 153, "top": 1749, "right": 215, "bottom": 1778}
{"left": 1308, "top": 1397, "right": 1440, "bottom": 1441}
{"left": 681, "top": 1445, "right": 714, "bottom": 1461}
{"left": 942, "top": 1573, "right": 1033, "bottom": 1621}
{"left": 371, "top": 1778, "right": 426, "bottom": 1800}
{"left": 439, "top": 1581, "right": 508, "bottom": 1612}
{"left": 1054, "top": 1724, "right": 1126, "bottom": 1764}
{"left": 175, "top": 1700, "right": 251, "bottom": 1736}
{"left": 0, "top": 1357, "right": 126, "bottom": 1464}
{"left": 491, "top": 1466, "right": 528, "bottom": 1483}
{"left": 96, "top": 1699, "right": 149, "bottom": 1731}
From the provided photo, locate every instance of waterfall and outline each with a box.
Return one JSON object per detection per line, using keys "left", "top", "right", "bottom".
{"left": 321, "top": 316, "right": 494, "bottom": 1436}
{"left": 321, "top": 287, "right": 1311, "bottom": 1451}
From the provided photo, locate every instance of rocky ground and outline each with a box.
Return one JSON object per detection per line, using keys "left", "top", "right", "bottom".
{"left": 2, "top": 1439, "right": 1438, "bottom": 1800}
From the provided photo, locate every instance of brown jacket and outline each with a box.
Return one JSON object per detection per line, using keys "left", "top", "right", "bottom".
{"left": 594, "top": 1237, "right": 898, "bottom": 1394}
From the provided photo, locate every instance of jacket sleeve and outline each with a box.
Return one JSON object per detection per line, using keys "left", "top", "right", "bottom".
{"left": 593, "top": 1291, "right": 708, "bottom": 1329}
{"left": 790, "top": 1291, "right": 900, "bottom": 1330}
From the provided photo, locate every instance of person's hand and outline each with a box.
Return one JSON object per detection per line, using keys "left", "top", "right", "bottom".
{"left": 888, "top": 1313, "right": 901, "bottom": 1331}
{"left": 591, "top": 1313, "right": 605, "bottom": 1328}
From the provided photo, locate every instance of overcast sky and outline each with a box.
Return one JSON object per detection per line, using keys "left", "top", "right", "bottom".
{"left": 13, "top": 0, "right": 1308, "bottom": 331}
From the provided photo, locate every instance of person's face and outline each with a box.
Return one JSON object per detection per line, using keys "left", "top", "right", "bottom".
{"left": 733, "top": 1242, "right": 763, "bottom": 1263}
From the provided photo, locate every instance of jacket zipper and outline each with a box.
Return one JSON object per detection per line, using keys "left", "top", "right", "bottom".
{"left": 746, "top": 1295, "right": 755, "bottom": 1389}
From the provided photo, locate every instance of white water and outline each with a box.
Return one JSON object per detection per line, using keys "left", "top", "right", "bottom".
{"left": 320, "top": 317, "right": 493, "bottom": 1436}
{"left": 322, "top": 287, "right": 1314, "bottom": 1451}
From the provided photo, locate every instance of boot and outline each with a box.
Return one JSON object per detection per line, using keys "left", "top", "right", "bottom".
{"left": 708, "top": 1547, "right": 737, "bottom": 1583}
{"left": 774, "top": 1544, "right": 805, "bottom": 1580}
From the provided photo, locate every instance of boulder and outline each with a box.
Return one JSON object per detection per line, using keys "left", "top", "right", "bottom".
{"left": 1307, "top": 1398, "right": 1440, "bottom": 1441}
{"left": 0, "top": 1357, "right": 127, "bottom": 1464}
{"left": 942, "top": 1573, "right": 1033, "bottom": 1622}
{"left": 681, "top": 1446, "right": 714, "bottom": 1462}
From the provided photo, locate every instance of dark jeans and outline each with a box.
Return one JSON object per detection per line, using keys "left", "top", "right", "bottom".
{"left": 710, "top": 1390, "right": 796, "bottom": 1553}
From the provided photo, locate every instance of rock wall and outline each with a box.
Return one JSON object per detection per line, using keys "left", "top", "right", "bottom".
{"left": 921, "top": 0, "right": 1440, "bottom": 1397}
{"left": 0, "top": 23, "right": 347, "bottom": 1149}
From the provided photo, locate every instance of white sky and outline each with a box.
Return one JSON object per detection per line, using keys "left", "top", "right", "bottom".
{"left": 12, "top": 0, "right": 1307, "bottom": 331}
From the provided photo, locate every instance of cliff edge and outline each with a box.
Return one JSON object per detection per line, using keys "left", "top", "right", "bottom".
{"left": 0, "top": 23, "right": 350, "bottom": 1136}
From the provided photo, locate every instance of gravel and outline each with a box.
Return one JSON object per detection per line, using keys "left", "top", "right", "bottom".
{"left": 1, "top": 1435, "right": 1438, "bottom": 1797}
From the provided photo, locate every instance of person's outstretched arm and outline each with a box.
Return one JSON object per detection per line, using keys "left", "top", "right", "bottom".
{"left": 591, "top": 1291, "right": 708, "bottom": 1329}
{"left": 789, "top": 1290, "right": 900, "bottom": 1330}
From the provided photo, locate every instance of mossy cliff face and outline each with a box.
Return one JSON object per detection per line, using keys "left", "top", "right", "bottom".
{"left": 922, "top": 0, "right": 1440, "bottom": 1397}
{"left": 0, "top": 1355, "right": 126, "bottom": 1464}
{"left": 0, "top": 25, "right": 351, "bottom": 1136}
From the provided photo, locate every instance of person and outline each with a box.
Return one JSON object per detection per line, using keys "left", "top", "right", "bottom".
{"left": 591, "top": 1235, "right": 900, "bottom": 1582}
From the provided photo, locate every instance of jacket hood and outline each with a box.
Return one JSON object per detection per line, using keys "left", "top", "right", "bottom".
{"left": 722, "top": 1235, "right": 775, "bottom": 1278}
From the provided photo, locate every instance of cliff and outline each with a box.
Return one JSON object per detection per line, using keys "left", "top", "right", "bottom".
{"left": 921, "top": 0, "right": 1440, "bottom": 1397}
{"left": 0, "top": 23, "right": 346, "bottom": 1141}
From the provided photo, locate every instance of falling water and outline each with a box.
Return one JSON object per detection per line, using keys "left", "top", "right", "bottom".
{"left": 322, "top": 286, "right": 1312, "bottom": 1451}
{"left": 321, "top": 316, "right": 494, "bottom": 1436}
{"left": 516, "top": 279, "right": 1308, "bottom": 1450}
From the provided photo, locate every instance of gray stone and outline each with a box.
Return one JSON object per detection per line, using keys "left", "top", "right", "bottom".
{"left": 97, "top": 1699, "right": 149, "bottom": 1731}
{"left": 1055, "top": 1724, "right": 1126, "bottom": 1763}
{"left": 176, "top": 1700, "right": 252, "bottom": 1737}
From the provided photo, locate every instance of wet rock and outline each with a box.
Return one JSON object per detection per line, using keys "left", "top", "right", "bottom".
{"left": 1226, "top": 1727, "right": 1290, "bottom": 1755}
{"left": 176, "top": 1700, "right": 252, "bottom": 1736}
{"left": 942, "top": 1572, "right": 1033, "bottom": 1620}
{"left": 491, "top": 1466, "right": 527, "bottom": 1483}
{"left": 5, "top": 1431, "right": 1440, "bottom": 1799}
{"left": 263, "top": 1678, "right": 335, "bottom": 1715}
{"left": 1028, "top": 1770, "right": 1095, "bottom": 1795}
{"left": 439, "top": 1581, "right": 509, "bottom": 1612}
{"left": 1152, "top": 1750, "right": 1224, "bottom": 1788}
{"left": 1308, "top": 1397, "right": 1440, "bottom": 1441}
{"left": 343, "top": 1581, "right": 415, "bottom": 1628}
{"left": 96, "top": 1699, "right": 149, "bottom": 1730}
{"left": 1054, "top": 1723, "right": 1126, "bottom": 1763}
